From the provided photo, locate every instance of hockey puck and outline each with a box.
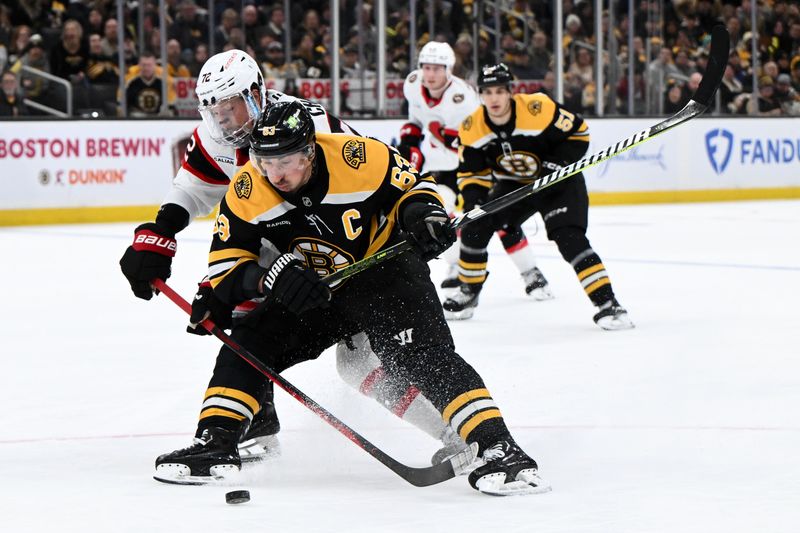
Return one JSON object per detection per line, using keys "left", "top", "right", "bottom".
{"left": 225, "top": 490, "right": 250, "bottom": 505}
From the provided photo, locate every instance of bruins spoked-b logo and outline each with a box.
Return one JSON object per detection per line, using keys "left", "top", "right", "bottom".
{"left": 462, "top": 116, "right": 473, "bottom": 131}
{"left": 292, "top": 238, "right": 355, "bottom": 289}
{"left": 342, "top": 139, "right": 366, "bottom": 169}
{"left": 497, "top": 151, "right": 541, "bottom": 177}
{"left": 234, "top": 171, "right": 252, "bottom": 199}
{"left": 527, "top": 100, "right": 542, "bottom": 116}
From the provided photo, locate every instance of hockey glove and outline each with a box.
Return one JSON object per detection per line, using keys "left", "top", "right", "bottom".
{"left": 402, "top": 202, "right": 456, "bottom": 261}
{"left": 428, "top": 121, "right": 459, "bottom": 152}
{"left": 396, "top": 143, "right": 425, "bottom": 171}
{"left": 119, "top": 222, "right": 177, "bottom": 300}
{"left": 187, "top": 277, "right": 234, "bottom": 335}
{"left": 260, "top": 253, "right": 331, "bottom": 315}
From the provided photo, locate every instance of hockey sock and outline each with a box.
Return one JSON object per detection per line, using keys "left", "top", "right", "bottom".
{"left": 497, "top": 226, "right": 537, "bottom": 274}
{"left": 198, "top": 386, "right": 259, "bottom": 433}
{"left": 552, "top": 226, "right": 615, "bottom": 306}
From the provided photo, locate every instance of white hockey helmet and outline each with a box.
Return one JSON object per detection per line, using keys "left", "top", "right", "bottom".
{"left": 417, "top": 41, "right": 456, "bottom": 74}
{"left": 196, "top": 50, "right": 266, "bottom": 147}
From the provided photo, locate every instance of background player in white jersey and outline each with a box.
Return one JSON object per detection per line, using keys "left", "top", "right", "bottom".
{"left": 397, "top": 41, "right": 552, "bottom": 298}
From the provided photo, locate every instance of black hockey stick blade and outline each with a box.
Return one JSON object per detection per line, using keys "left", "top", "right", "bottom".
{"left": 322, "top": 27, "right": 731, "bottom": 285}
{"left": 690, "top": 25, "right": 730, "bottom": 108}
{"left": 153, "top": 279, "right": 477, "bottom": 487}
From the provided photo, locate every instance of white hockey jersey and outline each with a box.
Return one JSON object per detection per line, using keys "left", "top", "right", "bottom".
{"left": 402, "top": 70, "right": 480, "bottom": 172}
{"left": 163, "top": 91, "right": 357, "bottom": 219}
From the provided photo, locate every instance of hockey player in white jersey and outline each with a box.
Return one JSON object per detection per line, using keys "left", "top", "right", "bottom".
{"left": 119, "top": 50, "right": 360, "bottom": 462}
{"left": 397, "top": 41, "right": 552, "bottom": 298}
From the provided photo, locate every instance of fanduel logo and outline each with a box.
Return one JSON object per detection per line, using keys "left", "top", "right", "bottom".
{"left": 705, "top": 128, "right": 734, "bottom": 174}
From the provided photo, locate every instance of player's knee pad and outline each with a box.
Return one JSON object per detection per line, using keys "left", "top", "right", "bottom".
{"left": 549, "top": 225, "right": 591, "bottom": 262}
{"left": 459, "top": 218, "right": 494, "bottom": 249}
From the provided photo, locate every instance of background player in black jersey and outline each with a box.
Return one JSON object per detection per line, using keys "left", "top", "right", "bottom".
{"left": 154, "top": 101, "right": 550, "bottom": 496}
{"left": 445, "top": 63, "right": 634, "bottom": 330}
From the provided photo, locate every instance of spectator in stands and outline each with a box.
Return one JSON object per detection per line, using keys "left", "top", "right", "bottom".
{"left": 168, "top": 0, "right": 208, "bottom": 54}
{"left": 100, "top": 18, "right": 118, "bottom": 57}
{"left": 241, "top": 5, "right": 264, "bottom": 51}
{"left": 528, "top": 31, "right": 552, "bottom": 79}
{"left": 300, "top": 9, "right": 323, "bottom": 46}
{"left": 567, "top": 47, "right": 594, "bottom": 86}
{"left": 719, "top": 63, "right": 744, "bottom": 113}
{"left": 341, "top": 43, "right": 372, "bottom": 79}
{"left": 563, "top": 13, "right": 586, "bottom": 50}
{"left": 476, "top": 29, "right": 495, "bottom": 68}
{"left": 86, "top": 33, "right": 119, "bottom": 85}
{"left": 751, "top": 75, "right": 782, "bottom": 116}
{"left": 539, "top": 70, "right": 556, "bottom": 97}
{"left": 8, "top": 24, "right": 32, "bottom": 65}
{"left": 673, "top": 48, "right": 695, "bottom": 77}
{"left": 265, "top": 5, "right": 286, "bottom": 43}
{"left": 663, "top": 79, "right": 688, "bottom": 114}
{"left": 188, "top": 43, "right": 208, "bottom": 76}
{"left": 86, "top": 8, "right": 105, "bottom": 36}
{"left": 775, "top": 73, "right": 800, "bottom": 115}
{"left": 166, "top": 38, "right": 191, "bottom": 77}
{"left": 293, "top": 32, "right": 325, "bottom": 78}
{"left": 214, "top": 8, "right": 239, "bottom": 54}
{"left": 125, "top": 51, "right": 175, "bottom": 116}
{"left": 452, "top": 33, "right": 474, "bottom": 81}
{"left": 508, "top": 43, "right": 539, "bottom": 80}
{"left": 261, "top": 41, "right": 300, "bottom": 80}
{"left": 50, "top": 19, "right": 89, "bottom": 82}
{"left": 0, "top": 70, "right": 27, "bottom": 116}
{"left": 791, "top": 57, "right": 800, "bottom": 91}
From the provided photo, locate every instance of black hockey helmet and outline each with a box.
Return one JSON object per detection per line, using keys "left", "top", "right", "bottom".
{"left": 249, "top": 100, "right": 315, "bottom": 158}
{"left": 477, "top": 63, "right": 514, "bottom": 92}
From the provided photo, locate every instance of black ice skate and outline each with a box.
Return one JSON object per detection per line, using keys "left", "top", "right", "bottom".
{"left": 238, "top": 401, "right": 281, "bottom": 463}
{"left": 442, "top": 284, "right": 482, "bottom": 320}
{"left": 521, "top": 267, "right": 554, "bottom": 301}
{"left": 154, "top": 426, "right": 241, "bottom": 485}
{"left": 593, "top": 298, "right": 634, "bottom": 330}
{"left": 467, "top": 440, "right": 551, "bottom": 496}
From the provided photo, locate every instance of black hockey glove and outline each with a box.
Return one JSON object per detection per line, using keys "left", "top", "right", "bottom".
{"left": 402, "top": 202, "right": 456, "bottom": 261}
{"left": 458, "top": 184, "right": 489, "bottom": 213}
{"left": 260, "top": 253, "right": 331, "bottom": 315}
{"left": 119, "top": 222, "right": 177, "bottom": 300}
{"left": 186, "top": 277, "right": 234, "bottom": 335}
{"left": 396, "top": 143, "right": 425, "bottom": 171}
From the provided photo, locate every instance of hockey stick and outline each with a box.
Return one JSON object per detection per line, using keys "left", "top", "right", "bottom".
{"left": 152, "top": 278, "right": 478, "bottom": 487}
{"left": 322, "top": 25, "right": 730, "bottom": 287}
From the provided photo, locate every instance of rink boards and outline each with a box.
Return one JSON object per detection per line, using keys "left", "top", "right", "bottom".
{"left": 1, "top": 117, "right": 799, "bottom": 226}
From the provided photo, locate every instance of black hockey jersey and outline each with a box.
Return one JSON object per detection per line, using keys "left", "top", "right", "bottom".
{"left": 456, "top": 93, "right": 590, "bottom": 191}
{"left": 208, "top": 133, "right": 441, "bottom": 303}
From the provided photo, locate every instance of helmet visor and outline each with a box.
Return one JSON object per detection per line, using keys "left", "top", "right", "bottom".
{"left": 198, "top": 92, "right": 260, "bottom": 148}
{"left": 249, "top": 145, "right": 314, "bottom": 177}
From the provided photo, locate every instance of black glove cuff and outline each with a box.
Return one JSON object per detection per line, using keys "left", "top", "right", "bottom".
{"left": 154, "top": 203, "right": 191, "bottom": 235}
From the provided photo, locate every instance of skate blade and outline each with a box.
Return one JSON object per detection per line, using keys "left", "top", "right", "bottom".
{"left": 153, "top": 463, "right": 241, "bottom": 486}
{"left": 475, "top": 471, "right": 552, "bottom": 496}
{"left": 443, "top": 308, "right": 475, "bottom": 321}
{"left": 239, "top": 435, "right": 282, "bottom": 464}
{"left": 526, "top": 287, "right": 554, "bottom": 301}
{"left": 596, "top": 313, "right": 635, "bottom": 330}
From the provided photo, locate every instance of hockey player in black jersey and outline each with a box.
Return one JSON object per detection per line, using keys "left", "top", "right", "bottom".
{"left": 154, "top": 101, "right": 550, "bottom": 496}
{"left": 444, "top": 64, "right": 633, "bottom": 330}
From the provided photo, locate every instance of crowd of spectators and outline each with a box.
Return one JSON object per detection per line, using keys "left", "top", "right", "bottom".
{"left": 1, "top": 0, "right": 799, "bottom": 117}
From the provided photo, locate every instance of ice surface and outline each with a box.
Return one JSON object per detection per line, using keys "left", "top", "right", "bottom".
{"left": 2, "top": 201, "right": 799, "bottom": 532}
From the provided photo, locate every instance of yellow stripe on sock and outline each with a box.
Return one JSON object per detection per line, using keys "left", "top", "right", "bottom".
{"left": 199, "top": 407, "right": 246, "bottom": 422}
{"left": 585, "top": 277, "right": 611, "bottom": 295}
{"left": 458, "top": 260, "right": 488, "bottom": 269}
{"left": 578, "top": 263, "right": 605, "bottom": 280}
{"left": 442, "top": 388, "right": 491, "bottom": 423}
{"left": 204, "top": 387, "right": 260, "bottom": 414}
{"left": 458, "top": 409, "right": 503, "bottom": 440}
